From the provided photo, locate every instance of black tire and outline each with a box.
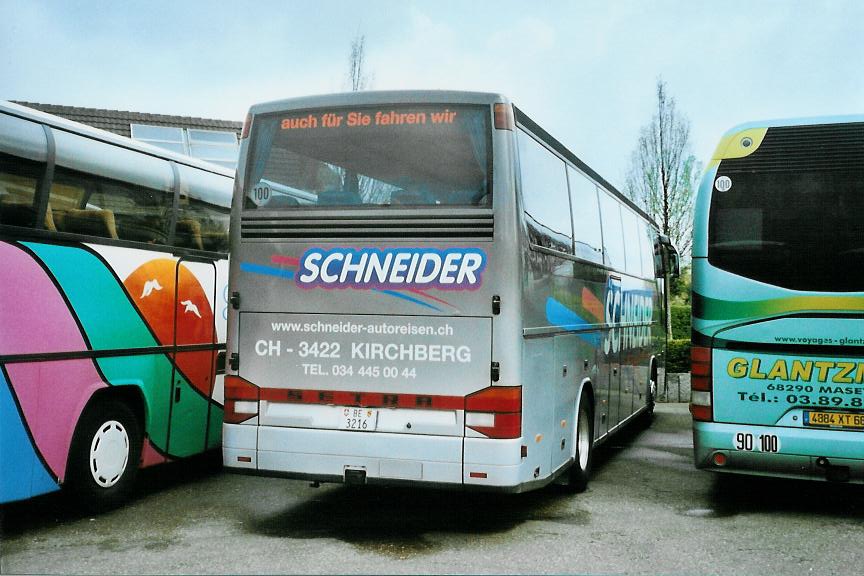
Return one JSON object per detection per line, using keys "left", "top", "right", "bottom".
{"left": 641, "top": 375, "right": 657, "bottom": 428}
{"left": 565, "top": 389, "right": 594, "bottom": 493}
{"left": 67, "top": 399, "right": 142, "bottom": 509}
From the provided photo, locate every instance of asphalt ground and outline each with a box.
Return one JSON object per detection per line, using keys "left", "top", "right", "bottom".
{"left": 2, "top": 403, "right": 863, "bottom": 575}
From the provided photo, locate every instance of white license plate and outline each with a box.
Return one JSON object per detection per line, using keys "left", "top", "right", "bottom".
{"left": 339, "top": 407, "right": 378, "bottom": 431}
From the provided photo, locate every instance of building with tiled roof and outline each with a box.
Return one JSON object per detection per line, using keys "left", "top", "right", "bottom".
{"left": 12, "top": 101, "right": 242, "bottom": 170}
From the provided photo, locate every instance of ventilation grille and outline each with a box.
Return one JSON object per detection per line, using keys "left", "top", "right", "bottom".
{"left": 240, "top": 209, "right": 494, "bottom": 241}
{"left": 721, "top": 122, "right": 864, "bottom": 173}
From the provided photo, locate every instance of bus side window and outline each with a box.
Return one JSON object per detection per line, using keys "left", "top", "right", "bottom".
{"left": 50, "top": 167, "right": 171, "bottom": 244}
{"left": 566, "top": 166, "right": 603, "bottom": 264}
{"left": 94, "top": 178, "right": 172, "bottom": 244}
{"left": 0, "top": 153, "right": 44, "bottom": 229}
{"left": 598, "top": 190, "right": 625, "bottom": 270}
{"left": 639, "top": 222, "right": 656, "bottom": 279}
{"left": 175, "top": 164, "right": 230, "bottom": 253}
{"left": 621, "top": 208, "right": 644, "bottom": 277}
{"left": 517, "top": 129, "right": 573, "bottom": 254}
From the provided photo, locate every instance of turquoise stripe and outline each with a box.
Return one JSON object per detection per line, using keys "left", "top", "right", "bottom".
{"left": 240, "top": 262, "right": 295, "bottom": 280}
{"left": 23, "top": 243, "right": 157, "bottom": 350}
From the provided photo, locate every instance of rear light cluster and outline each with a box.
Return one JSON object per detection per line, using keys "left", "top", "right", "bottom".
{"left": 465, "top": 386, "right": 522, "bottom": 439}
{"left": 224, "top": 375, "right": 523, "bottom": 440}
{"left": 689, "top": 346, "right": 713, "bottom": 422}
{"left": 240, "top": 113, "right": 252, "bottom": 139}
{"left": 493, "top": 103, "right": 515, "bottom": 131}
{"left": 224, "top": 375, "right": 259, "bottom": 424}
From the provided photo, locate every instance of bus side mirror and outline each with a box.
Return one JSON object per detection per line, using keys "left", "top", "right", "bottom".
{"left": 653, "top": 234, "right": 680, "bottom": 278}
{"left": 653, "top": 250, "right": 665, "bottom": 278}
{"left": 669, "top": 251, "right": 681, "bottom": 278}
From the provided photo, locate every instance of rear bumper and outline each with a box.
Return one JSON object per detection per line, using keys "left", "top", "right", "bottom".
{"left": 223, "top": 423, "right": 529, "bottom": 490}
{"left": 693, "top": 421, "right": 864, "bottom": 483}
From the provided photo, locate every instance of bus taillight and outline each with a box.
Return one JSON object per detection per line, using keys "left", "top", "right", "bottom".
{"left": 493, "top": 103, "right": 515, "bottom": 131}
{"left": 689, "top": 346, "right": 713, "bottom": 422}
{"left": 224, "top": 375, "right": 260, "bottom": 424}
{"left": 240, "top": 113, "right": 252, "bottom": 139}
{"left": 465, "top": 386, "right": 522, "bottom": 439}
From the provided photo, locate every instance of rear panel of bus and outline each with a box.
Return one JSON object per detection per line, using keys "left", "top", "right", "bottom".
{"left": 223, "top": 92, "right": 529, "bottom": 489}
{"left": 691, "top": 118, "right": 864, "bottom": 482}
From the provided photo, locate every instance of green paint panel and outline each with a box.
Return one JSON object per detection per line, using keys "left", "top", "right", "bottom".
{"left": 207, "top": 404, "right": 224, "bottom": 450}
{"left": 168, "top": 377, "right": 210, "bottom": 457}
{"left": 693, "top": 292, "right": 864, "bottom": 322}
{"left": 96, "top": 355, "right": 171, "bottom": 450}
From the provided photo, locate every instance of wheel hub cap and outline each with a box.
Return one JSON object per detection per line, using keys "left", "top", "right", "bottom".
{"left": 89, "top": 420, "right": 129, "bottom": 488}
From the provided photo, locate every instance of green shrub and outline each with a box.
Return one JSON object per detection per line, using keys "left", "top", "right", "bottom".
{"left": 671, "top": 305, "right": 691, "bottom": 340}
{"left": 666, "top": 338, "right": 691, "bottom": 373}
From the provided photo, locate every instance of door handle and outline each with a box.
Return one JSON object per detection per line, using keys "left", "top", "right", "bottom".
{"left": 175, "top": 386, "right": 181, "bottom": 403}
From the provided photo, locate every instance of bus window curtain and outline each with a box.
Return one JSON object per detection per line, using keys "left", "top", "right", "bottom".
{"left": 248, "top": 120, "right": 279, "bottom": 186}
{"left": 466, "top": 115, "right": 488, "bottom": 204}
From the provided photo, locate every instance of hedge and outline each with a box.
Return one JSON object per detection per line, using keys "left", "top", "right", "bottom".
{"left": 667, "top": 338, "right": 691, "bottom": 373}
{"left": 671, "top": 305, "right": 691, "bottom": 340}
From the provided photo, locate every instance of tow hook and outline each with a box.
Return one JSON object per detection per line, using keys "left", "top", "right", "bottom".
{"left": 344, "top": 468, "right": 367, "bottom": 485}
{"left": 815, "top": 457, "right": 850, "bottom": 482}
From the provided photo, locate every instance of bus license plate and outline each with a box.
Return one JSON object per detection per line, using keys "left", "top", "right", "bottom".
{"left": 340, "top": 407, "right": 378, "bottom": 431}
{"left": 804, "top": 411, "right": 864, "bottom": 429}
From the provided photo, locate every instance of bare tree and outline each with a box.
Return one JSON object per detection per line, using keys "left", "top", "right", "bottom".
{"left": 347, "top": 34, "right": 372, "bottom": 92}
{"left": 342, "top": 34, "right": 390, "bottom": 202}
{"left": 625, "top": 79, "right": 700, "bottom": 259}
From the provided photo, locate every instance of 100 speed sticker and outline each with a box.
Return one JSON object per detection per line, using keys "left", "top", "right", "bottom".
{"left": 733, "top": 432, "right": 780, "bottom": 453}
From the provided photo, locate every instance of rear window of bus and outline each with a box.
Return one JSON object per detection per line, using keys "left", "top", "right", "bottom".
{"left": 244, "top": 105, "right": 490, "bottom": 209}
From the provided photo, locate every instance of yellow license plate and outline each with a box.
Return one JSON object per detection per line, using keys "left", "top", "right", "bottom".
{"left": 805, "top": 411, "right": 864, "bottom": 428}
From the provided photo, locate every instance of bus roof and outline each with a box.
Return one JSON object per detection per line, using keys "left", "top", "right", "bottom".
{"left": 0, "top": 100, "right": 235, "bottom": 178}
{"left": 247, "top": 90, "right": 509, "bottom": 116}
{"left": 721, "top": 113, "right": 864, "bottom": 137}
{"left": 712, "top": 113, "right": 864, "bottom": 163}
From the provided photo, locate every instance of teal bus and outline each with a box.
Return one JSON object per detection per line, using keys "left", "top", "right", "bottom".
{"left": 691, "top": 116, "right": 864, "bottom": 482}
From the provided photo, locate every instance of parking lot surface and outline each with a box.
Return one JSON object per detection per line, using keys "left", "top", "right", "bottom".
{"left": 2, "top": 403, "right": 863, "bottom": 575}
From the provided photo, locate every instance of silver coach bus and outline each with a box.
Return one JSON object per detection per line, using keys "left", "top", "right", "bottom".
{"left": 223, "top": 91, "right": 678, "bottom": 492}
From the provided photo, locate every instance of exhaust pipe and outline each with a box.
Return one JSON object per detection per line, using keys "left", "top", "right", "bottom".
{"left": 815, "top": 457, "right": 850, "bottom": 483}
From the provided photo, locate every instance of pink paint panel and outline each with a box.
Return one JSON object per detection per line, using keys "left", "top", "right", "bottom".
{"left": 0, "top": 242, "right": 88, "bottom": 356}
{"left": 140, "top": 437, "right": 168, "bottom": 468}
{"left": 5, "top": 360, "right": 107, "bottom": 482}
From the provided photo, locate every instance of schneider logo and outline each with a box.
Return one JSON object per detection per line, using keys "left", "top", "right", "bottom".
{"left": 296, "top": 247, "right": 487, "bottom": 290}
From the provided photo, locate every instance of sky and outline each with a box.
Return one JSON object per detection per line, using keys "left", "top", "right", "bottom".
{"left": 2, "top": 0, "right": 862, "bottom": 191}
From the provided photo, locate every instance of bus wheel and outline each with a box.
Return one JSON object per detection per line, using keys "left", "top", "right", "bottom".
{"left": 641, "top": 374, "right": 657, "bottom": 427}
{"left": 67, "top": 399, "right": 142, "bottom": 508}
{"left": 566, "top": 390, "right": 594, "bottom": 493}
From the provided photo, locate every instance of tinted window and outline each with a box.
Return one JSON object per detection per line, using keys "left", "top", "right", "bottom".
{"left": 599, "top": 191, "right": 625, "bottom": 270}
{"left": 0, "top": 153, "right": 43, "bottom": 229}
{"left": 640, "top": 221, "right": 657, "bottom": 278}
{"left": 518, "top": 129, "right": 573, "bottom": 254}
{"left": 176, "top": 164, "right": 231, "bottom": 253}
{"left": 621, "top": 208, "right": 644, "bottom": 277}
{"left": 567, "top": 166, "right": 603, "bottom": 264}
{"left": 709, "top": 168, "right": 864, "bottom": 291}
{"left": 246, "top": 105, "right": 489, "bottom": 209}
{"left": 49, "top": 167, "right": 173, "bottom": 244}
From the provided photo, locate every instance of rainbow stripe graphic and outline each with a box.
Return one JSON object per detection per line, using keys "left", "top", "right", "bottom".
{"left": 0, "top": 240, "right": 223, "bottom": 503}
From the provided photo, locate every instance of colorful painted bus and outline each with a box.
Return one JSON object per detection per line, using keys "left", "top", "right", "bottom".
{"left": 223, "top": 91, "right": 679, "bottom": 492}
{"left": 691, "top": 116, "right": 864, "bottom": 482}
{"left": 0, "top": 101, "right": 233, "bottom": 505}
